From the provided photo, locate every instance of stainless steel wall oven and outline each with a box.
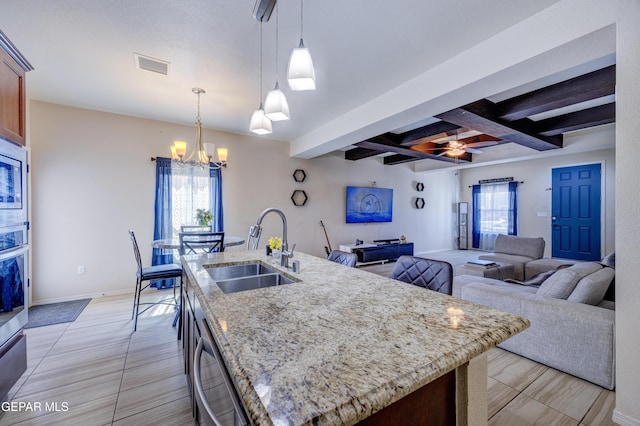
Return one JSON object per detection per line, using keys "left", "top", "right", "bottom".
{"left": 0, "top": 140, "right": 28, "bottom": 401}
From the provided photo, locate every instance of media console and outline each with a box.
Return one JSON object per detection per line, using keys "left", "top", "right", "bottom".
{"left": 339, "top": 242, "right": 414, "bottom": 264}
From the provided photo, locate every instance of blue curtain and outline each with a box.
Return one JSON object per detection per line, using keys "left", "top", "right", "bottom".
{"left": 210, "top": 166, "right": 224, "bottom": 232}
{"left": 507, "top": 181, "right": 518, "bottom": 235}
{"left": 152, "top": 157, "right": 175, "bottom": 288}
{"left": 471, "top": 185, "right": 481, "bottom": 249}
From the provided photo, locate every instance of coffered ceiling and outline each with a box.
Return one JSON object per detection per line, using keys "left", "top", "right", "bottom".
{"left": 345, "top": 65, "right": 615, "bottom": 165}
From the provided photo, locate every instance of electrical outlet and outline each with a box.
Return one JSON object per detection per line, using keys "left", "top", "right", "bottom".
{"left": 77, "top": 265, "right": 85, "bottom": 274}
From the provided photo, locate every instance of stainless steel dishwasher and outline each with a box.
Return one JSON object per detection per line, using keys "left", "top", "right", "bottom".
{"left": 194, "top": 318, "right": 248, "bottom": 426}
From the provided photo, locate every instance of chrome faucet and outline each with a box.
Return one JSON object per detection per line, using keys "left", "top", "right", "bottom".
{"left": 248, "top": 208, "right": 295, "bottom": 268}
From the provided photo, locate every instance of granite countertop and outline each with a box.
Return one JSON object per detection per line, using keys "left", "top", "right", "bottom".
{"left": 182, "top": 251, "right": 529, "bottom": 426}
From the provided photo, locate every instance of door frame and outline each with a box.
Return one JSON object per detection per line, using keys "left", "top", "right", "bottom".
{"left": 549, "top": 160, "right": 607, "bottom": 260}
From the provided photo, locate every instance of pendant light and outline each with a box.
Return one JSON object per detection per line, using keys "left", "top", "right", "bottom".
{"left": 250, "top": 22, "right": 273, "bottom": 135}
{"left": 287, "top": 0, "right": 316, "bottom": 91}
{"left": 264, "top": 4, "right": 290, "bottom": 121}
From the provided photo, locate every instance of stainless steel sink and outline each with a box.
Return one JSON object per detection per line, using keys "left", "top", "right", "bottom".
{"left": 206, "top": 262, "right": 276, "bottom": 281}
{"left": 206, "top": 262, "right": 297, "bottom": 294}
{"left": 216, "top": 273, "right": 295, "bottom": 294}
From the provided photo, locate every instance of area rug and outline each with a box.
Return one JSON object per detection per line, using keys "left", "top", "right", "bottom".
{"left": 24, "top": 298, "right": 92, "bottom": 329}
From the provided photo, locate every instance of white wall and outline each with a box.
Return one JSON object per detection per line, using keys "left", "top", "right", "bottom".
{"left": 613, "top": 1, "right": 640, "bottom": 423}
{"left": 29, "top": 101, "right": 454, "bottom": 304}
{"left": 26, "top": 101, "right": 615, "bottom": 296}
{"left": 457, "top": 147, "right": 615, "bottom": 257}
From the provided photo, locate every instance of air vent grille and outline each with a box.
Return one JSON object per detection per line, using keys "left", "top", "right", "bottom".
{"left": 134, "top": 53, "right": 170, "bottom": 75}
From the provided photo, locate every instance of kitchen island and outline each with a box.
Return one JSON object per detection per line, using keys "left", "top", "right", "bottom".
{"left": 181, "top": 251, "right": 529, "bottom": 426}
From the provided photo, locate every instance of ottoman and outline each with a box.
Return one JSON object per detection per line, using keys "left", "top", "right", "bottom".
{"left": 455, "top": 261, "right": 515, "bottom": 280}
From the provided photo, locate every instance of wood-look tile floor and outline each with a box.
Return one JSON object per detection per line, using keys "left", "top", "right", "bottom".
{"left": 1, "top": 251, "right": 617, "bottom": 425}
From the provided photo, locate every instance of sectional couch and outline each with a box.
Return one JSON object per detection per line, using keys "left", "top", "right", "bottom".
{"left": 455, "top": 260, "right": 616, "bottom": 389}
{"left": 477, "top": 234, "right": 546, "bottom": 280}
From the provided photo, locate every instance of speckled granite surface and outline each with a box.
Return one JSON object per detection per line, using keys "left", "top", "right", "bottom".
{"left": 182, "top": 251, "right": 529, "bottom": 426}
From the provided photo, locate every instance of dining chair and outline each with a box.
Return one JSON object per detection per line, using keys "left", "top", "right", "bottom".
{"left": 128, "top": 230, "right": 182, "bottom": 332}
{"left": 179, "top": 231, "right": 225, "bottom": 255}
{"left": 327, "top": 250, "right": 358, "bottom": 267}
{"left": 181, "top": 225, "right": 213, "bottom": 233}
{"left": 389, "top": 255, "right": 453, "bottom": 295}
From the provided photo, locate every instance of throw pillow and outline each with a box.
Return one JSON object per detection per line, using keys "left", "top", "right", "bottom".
{"left": 568, "top": 267, "right": 615, "bottom": 305}
{"left": 600, "top": 252, "right": 615, "bottom": 268}
{"left": 504, "top": 269, "right": 557, "bottom": 286}
{"left": 537, "top": 262, "right": 603, "bottom": 299}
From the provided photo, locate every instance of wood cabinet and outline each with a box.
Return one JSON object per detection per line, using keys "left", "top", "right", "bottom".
{"left": 0, "top": 31, "right": 33, "bottom": 146}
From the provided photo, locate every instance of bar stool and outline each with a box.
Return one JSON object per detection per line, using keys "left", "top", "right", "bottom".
{"left": 128, "top": 230, "right": 182, "bottom": 332}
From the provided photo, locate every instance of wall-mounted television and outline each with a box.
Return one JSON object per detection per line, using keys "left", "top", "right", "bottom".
{"left": 346, "top": 186, "right": 393, "bottom": 223}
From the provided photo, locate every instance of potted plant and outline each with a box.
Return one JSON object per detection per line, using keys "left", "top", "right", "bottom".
{"left": 196, "top": 209, "right": 214, "bottom": 227}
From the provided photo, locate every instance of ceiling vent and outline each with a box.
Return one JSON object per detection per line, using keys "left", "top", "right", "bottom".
{"left": 134, "top": 53, "right": 170, "bottom": 75}
{"left": 253, "top": 0, "right": 277, "bottom": 22}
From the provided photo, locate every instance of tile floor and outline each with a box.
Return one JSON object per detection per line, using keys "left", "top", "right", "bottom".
{"left": 2, "top": 293, "right": 192, "bottom": 425}
{"left": 1, "top": 251, "right": 617, "bottom": 425}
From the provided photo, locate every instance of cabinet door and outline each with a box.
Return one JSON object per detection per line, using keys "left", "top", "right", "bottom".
{"left": 0, "top": 48, "right": 26, "bottom": 146}
{"left": 398, "top": 243, "right": 414, "bottom": 257}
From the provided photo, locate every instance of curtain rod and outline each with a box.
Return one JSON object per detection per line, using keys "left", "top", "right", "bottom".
{"left": 468, "top": 180, "right": 524, "bottom": 188}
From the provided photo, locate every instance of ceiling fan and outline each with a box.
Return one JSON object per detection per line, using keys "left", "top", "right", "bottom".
{"left": 411, "top": 132, "right": 500, "bottom": 157}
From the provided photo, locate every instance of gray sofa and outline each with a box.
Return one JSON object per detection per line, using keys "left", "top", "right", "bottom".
{"left": 455, "top": 261, "right": 615, "bottom": 390}
{"left": 478, "top": 234, "right": 545, "bottom": 280}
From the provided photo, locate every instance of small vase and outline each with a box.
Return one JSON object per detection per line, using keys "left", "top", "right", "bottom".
{"left": 271, "top": 249, "right": 281, "bottom": 261}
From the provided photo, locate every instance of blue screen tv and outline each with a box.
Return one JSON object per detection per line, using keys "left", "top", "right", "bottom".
{"left": 346, "top": 186, "right": 393, "bottom": 223}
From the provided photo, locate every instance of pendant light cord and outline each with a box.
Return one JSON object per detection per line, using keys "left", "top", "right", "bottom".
{"left": 300, "top": 0, "right": 304, "bottom": 39}
{"left": 275, "top": 3, "right": 279, "bottom": 77}
{"left": 260, "top": 22, "right": 263, "bottom": 103}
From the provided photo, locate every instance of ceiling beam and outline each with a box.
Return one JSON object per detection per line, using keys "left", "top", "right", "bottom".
{"left": 355, "top": 135, "right": 417, "bottom": 156}
{"left": 344, "top": 147, "right": 383, "bottom": 161}
{"left": 495, "top": 65, "right": 616, "bottom": 121}
{"left": 436, "top": 99, "right": 563, "bottom": 151}
{"left": 384, "top": 152, "right": 471, "bottom": 165}
{"left": 534, "top": 103, "right": 615, "bottom": 136}
{"left": 396, "top": 121, "right": 461, "bottom": 146}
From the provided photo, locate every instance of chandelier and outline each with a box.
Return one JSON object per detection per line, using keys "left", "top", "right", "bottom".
{"left": 171, "top": 88, "right": 228, "bottom": 169}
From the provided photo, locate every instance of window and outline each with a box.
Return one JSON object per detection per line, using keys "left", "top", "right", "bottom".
{"left": 171, "top": 166, "right": 213, "bottom": 235}
{"left": 152, "top": 158, "right": 223, "bottom": 286}
{"left": 472, "top": 182, "right": 518, "bottom": 250}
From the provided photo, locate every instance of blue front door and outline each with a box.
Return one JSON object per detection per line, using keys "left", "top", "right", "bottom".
{"left": 551, "top": 164, "right": 601, "bottom": 260}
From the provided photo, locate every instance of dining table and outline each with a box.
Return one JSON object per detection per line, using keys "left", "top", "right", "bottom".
{"left": 152, "top": 235, "right": 245, "bottom": 250}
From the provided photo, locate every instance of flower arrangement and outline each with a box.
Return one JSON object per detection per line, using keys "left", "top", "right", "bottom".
{"left": 268, "top": 236, "right": 283, "bottom": 250}
{"left": 196, "top": 209, "right": 214, "bottom": 226}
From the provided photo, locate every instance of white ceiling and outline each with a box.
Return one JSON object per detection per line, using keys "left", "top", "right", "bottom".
{"left": 1, "top": 0, "right": 563, "bottom": 149}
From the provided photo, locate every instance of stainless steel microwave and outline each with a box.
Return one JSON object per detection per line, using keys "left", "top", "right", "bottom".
{"left": 0, "top": 141, "right": 27, "bottom": 228}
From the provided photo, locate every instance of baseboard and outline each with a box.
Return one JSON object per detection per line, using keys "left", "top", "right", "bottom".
{"left": 613, "top": 409, "right": 640, "bottom": 426}
{"left": 32, "top": 289, "right": 131, "bottom": 306}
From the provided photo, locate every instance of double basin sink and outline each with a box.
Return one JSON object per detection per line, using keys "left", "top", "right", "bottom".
{"left": 206, "top": 262, "right": 297, "bottom": 294}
